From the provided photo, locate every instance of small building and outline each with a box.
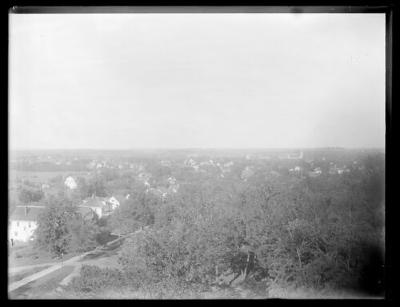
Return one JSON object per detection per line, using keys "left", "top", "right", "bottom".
{"left": 80, "top": 196, "right": 121, "bottom": 219}
{"left": 309, "top": 167, "right": 322, "bottom": 177}
{"left": 64, "top": 176, "right": 77, "bottom": 190}
{"left": 108, "top": 196, "right": 120, "bottom": 210}
{"left": 313, "top": 167, "right": 322, "bottom": 174}
{"left": 9, "top": 206, "right": 45, "bottom": 243}
{"left": 167, "top": 176, "right": 177, "bottom": 185}
{"left": 290, "top": 166, "right": 302, "bottom": 173}
{"left": 80, "top": 197, "right": 105, "bottom": 218}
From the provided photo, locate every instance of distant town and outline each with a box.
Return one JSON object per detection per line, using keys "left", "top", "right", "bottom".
{"left": 9, "top": 148, "right": 383, "bottom": 245}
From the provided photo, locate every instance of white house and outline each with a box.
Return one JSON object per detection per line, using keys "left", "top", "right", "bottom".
{"left": 309, "top": 167, "right": 322, "bottom": 177}
{"left": 9, "top": 206, "right": 45, "bottom": 243}
{"left": 108, "top": 196, "right": 120, "bottom": 210}
{"left": 167, "top": 177, "right": 177, "bottom": 185}
{"left": 64, "top": 176, "right": 77, "bottom": 190}
{"left": 313, "top": 167, "right": 322, "bottom": 174}
{"left": 80, "top": 199, "right": 105, "bottom": 218}
{"left": 80, "top": 196, "right": 120, "bottom": 219}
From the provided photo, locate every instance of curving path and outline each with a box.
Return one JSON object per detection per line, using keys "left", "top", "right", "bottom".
{"left": 9, "top": 262, "right": 60, "bottom": 274}
{"left": 8, "top": 251, "right": 92, "bottom": 292}
{"left": 8, "top": 232, "right": 135, "bottom": 294}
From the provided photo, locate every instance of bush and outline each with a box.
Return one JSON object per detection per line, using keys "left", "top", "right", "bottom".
{"left": 35, "top": 195, "right": 100, "bottom": 256}
{"left": 70, "top": 265, "right": 127, "bottom": 293}
{"left": 118, "top": 203, "right": 236, "bottom": 287}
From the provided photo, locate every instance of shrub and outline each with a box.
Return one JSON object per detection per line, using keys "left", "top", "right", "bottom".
{"left": 35, "top": 195, "right": 100, "bottom": 256}
{"left": 70, "top": 265, "right": 127, "bottom": 293}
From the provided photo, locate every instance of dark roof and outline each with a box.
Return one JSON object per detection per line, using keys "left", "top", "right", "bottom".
{"left": 77, "top": 206, "right": 95, "bottom": 220}
{"left": 10, "top": 206, "right": 44, "bottom": 221}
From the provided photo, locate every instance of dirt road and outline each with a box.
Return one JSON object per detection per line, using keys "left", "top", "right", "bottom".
{"left": 8, "top": 251, "right": 91, "bottom": 292}
{"left": 8, "top": 232, "right": 133, "bottom": 295}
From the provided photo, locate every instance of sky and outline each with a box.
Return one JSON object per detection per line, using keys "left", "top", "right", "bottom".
{"left": 9, "top": 13, "right": 386, "bottom": 150}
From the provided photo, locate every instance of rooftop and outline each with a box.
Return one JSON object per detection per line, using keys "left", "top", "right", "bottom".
{"left": 82, "top": 196, "right": 107, "bottom": 208}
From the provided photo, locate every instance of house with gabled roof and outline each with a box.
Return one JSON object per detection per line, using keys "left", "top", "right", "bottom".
{"left": 79, "top": 195, "right": 121, "bottom": 219}
{"left": 80, "top": 196, "right": 107, "bottom": 218}
{"left": 64, "top": 176, "right": 77, "bottom": 189}
{"left": 9, "top": 205, "right": 45, "bottom": 243}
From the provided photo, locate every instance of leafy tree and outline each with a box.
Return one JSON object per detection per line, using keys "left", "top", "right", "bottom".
{"left": 18, "top": 187, "right": 44, "bottom": 203}
{"left": 110, "top": 189, "right": 158, "bottom": 235}
{"left": 35, "top": 194, "right": 99, "bottom": 256}
{"left": 85, "top": 175, "right": 108, "bottom": 198}
{"left": 114, "top": 152, "right": 384, "bottom": 294}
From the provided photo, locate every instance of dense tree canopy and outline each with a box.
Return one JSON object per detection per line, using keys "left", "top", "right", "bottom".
{"left": 34, "top": 194, "right": 100, "bottom": 256}
{"left": 116, "top": 156, "right": 384, "bottom": 294}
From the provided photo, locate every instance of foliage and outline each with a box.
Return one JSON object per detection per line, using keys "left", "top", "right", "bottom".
{"left": 84, "top": 175, "right": 108, "bottom": 198}
{"left": 25, "top": 151, "right": 384, "bottom": 296}
{"left": 109, "top": 189, "right": 159, "bottom": 235}
{"left": 34, "top": 195, "right": 100, "bottom": 256}
{"left": 70, "top": 265, "right": 127, "bottom": 293}
{"left": 116, "top": 153, "right": 384, "bottom": 295}
{"left": 18, "top": 187, "right": 44, "bottom": 203}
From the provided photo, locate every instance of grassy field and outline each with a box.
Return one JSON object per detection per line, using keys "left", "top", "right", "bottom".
{"left": 9, "top": 244, "right": 79, "bottom": 268}
{"left": 9, "top": 265, "right": 52, "bottom": 283}
{"left": 8, "top": 265, "right": 75, "bottom": 299}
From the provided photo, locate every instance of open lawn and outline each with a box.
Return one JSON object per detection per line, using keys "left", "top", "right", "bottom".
{"left": 9, "top": 265, "right": 75, "bottom": 299}
{"left": 9, "top": 265, "right": 52, "bottom": 284}
{"left": 9, "top": 244, "right": 80, "bottom": 268}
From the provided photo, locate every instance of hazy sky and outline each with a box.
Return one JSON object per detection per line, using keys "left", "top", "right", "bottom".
{"left": 9, "top": 13, "right": 385, "bottom": 150}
